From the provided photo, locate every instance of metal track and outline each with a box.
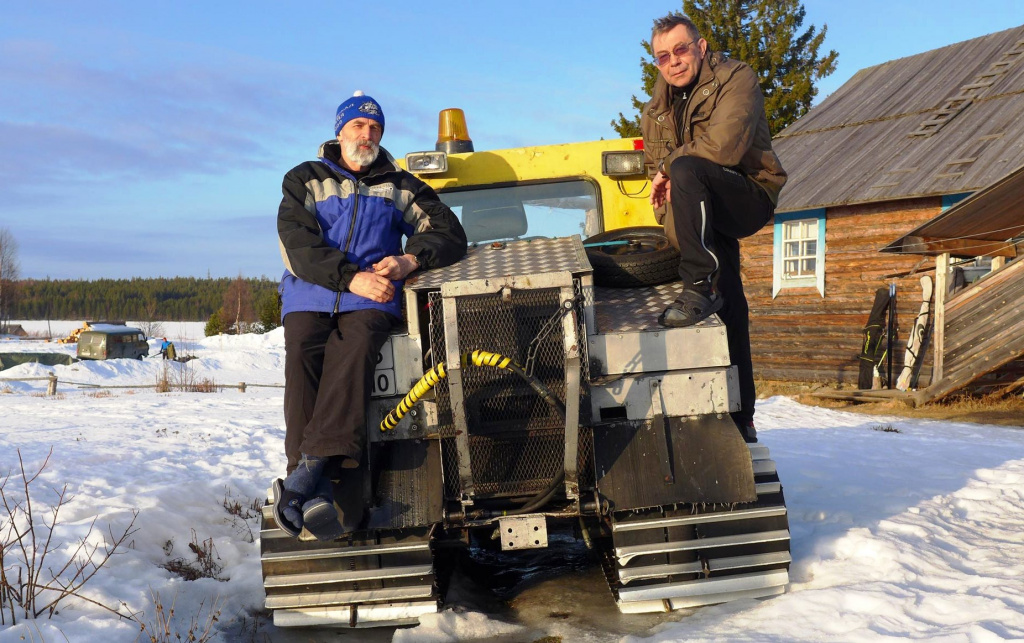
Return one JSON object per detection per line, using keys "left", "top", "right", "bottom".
{"left": 603, "top": 443, "right": 791, "bottom": 613}
{"left": 259, "top": 487, "right": 439, "bottom": 628}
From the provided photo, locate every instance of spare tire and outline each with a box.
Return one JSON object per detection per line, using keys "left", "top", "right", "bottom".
{"left": 584, "top": 226, "right": 680, "bottom": 287}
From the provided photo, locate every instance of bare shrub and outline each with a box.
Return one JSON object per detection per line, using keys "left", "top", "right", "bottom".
{"left": 190, "top": 378, "right": 218, "bottom": 394}
{"left": 155, "top": 364, "right": 171, "bottom": 394}
{"left": 136, "top": 319, "right": 165, "bottom": 340}
{"left": 222, "top": 489, "right": 263, "bottom": 544}
{"left": 30, "top": 392, "right": 65, "bottom": 400}
{"left": 870, "top": 423, "right": 900, "bottom": 433}
{"left": 169, "top": 361, "right": 217, "bottom": 394}
{"left": 161, "top": 530, "right": 225, "bottom": 582}
{"left": 135, "top": 589, "right": 221, "bottom": 643}
{"left": 86, "top": 390, "right": 114, "bottom": 399}
{"left": 0, "top": 448, "right": 138, "bottom": 625}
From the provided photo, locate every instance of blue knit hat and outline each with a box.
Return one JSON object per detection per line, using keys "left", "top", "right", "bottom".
{"left": 334, "top": 91, "right": 385, "bottom": 136}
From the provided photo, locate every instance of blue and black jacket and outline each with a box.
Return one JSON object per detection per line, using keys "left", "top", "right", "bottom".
{"left": 277, "top": 141, "right": 467, "bottom": 320}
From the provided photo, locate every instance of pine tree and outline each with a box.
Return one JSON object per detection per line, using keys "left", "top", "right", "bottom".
{"left": 255, "top": 290, "right": 282, "bottom": 334}
{"left": 611, "top": 1, "right": 838, "bottom": 137}
{"left": 205, "top": 308, "right": 224, "bottom": 337}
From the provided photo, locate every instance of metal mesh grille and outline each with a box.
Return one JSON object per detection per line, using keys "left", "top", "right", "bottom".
{"left": 428, "top": 286, "right": 577, "bottom": 498}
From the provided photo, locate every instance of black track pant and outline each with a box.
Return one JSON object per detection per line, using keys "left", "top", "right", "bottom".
{"left": 664, "top": 156, "right": 774, "bottom": 425}
{"left": 283, "top": 309, "right": 394, "bottom": 473}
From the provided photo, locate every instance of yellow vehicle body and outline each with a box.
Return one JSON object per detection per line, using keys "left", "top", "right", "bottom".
{"left": 401, "top": 138, "right": 657, "bottom": 235}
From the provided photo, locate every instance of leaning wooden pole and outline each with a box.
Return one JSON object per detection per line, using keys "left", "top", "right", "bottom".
{"left": 932, "top": 253, "right": 950, "bottom": 383}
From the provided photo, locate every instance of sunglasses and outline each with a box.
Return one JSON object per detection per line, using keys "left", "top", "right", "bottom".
{"left": 655, "top": 40, "right": 698, "bottom": 66}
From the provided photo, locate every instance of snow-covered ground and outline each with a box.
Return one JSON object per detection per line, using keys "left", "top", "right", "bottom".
{"left": 2, "top": 322, "right": 1023, "bottom": 642}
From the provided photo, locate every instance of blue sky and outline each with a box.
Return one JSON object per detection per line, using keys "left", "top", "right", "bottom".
{"left": 2, "top": 0, "right": 1022, "bottom": 280}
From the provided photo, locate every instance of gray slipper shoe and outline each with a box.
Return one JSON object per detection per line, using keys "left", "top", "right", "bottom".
{"left": 302, "top": 477, "right": 344, "bottom": 542}
{"left": 271, "top": 478, "right": 303, "bottom": 538}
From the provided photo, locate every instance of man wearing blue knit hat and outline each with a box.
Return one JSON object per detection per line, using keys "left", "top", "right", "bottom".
{"left": 274, "top": 91, "right": 467, "bottom": 541}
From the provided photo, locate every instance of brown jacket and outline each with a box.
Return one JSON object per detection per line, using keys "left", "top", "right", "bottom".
{"left": 641, "top": 51, "right": 787, "bottom": 215}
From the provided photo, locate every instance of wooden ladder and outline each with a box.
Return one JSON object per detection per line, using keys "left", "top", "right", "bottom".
{"left": 908, "top": 38, "right": 1024, "bottom": 138}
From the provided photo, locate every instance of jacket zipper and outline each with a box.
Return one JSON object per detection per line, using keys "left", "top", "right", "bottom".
{"left": 335, "top": 178, "right": 361, "bottom": 314}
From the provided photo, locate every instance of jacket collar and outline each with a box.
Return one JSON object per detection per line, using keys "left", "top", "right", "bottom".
{"left": 648, "top": 51, "right": 725, "bottom": 115}
{"left": 317, "top": 140, "right": 400, "bottom": 179}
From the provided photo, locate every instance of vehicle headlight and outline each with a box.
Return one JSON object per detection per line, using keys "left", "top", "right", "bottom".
{"left": 405, "top": 151, "right": 449, "bottom": 174}
{"left": 602, "top": 151, "right": 645, "bottom": 177}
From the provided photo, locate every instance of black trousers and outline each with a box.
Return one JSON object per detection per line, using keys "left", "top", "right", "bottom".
{"left": 664, "top": 156, "right": 774, "bottom": 425}
{"left": 282, "top": 309, "right": 394, "bottom": 473}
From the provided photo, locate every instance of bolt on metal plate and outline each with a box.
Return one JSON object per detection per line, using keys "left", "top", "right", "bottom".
{"left": 498, "top": 515, "right": 549, "bottom": 550}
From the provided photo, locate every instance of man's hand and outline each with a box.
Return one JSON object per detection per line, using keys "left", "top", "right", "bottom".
{"left": 373, "top": 254, "right": 419, "bottom": 280}
{"left": 349, "top": 271, "right": 396, "bottom": 302}
{"left": 650, "top": 170, "right": 672, "bottom": 209}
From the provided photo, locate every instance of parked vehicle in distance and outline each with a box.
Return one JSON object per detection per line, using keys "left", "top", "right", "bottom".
{"left": 76, "top": 325, "right": 149, "bottom": 361}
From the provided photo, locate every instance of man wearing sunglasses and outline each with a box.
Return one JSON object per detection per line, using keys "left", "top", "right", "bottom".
{"left": 641, "top": 13, "right": 787, "bottom": 443}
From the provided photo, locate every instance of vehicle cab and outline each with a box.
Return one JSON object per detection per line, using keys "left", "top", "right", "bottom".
{"left": 401, "top": 108, "right": 656, "bottom": 242}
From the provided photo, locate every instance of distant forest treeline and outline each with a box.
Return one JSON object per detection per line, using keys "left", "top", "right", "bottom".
{"left": 15, "top": 276, "right": 280, "bottom": 321}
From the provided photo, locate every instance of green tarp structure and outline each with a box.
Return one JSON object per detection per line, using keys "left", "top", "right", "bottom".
{"left": 0, "top": 353, "right": 77, "bottom": 371}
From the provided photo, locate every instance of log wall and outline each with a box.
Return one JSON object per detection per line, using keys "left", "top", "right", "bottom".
{"left": 744, "top": 197, "right": 944, "bottom": 385}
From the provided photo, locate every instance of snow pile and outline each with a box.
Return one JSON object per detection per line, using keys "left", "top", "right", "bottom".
{"left": 2, "top": 332, "right": 1023, "bottom": 642}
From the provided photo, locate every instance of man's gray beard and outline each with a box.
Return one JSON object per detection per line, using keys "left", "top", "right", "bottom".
{"left": 344, "top": 138, "right": 379, "bottom": 167}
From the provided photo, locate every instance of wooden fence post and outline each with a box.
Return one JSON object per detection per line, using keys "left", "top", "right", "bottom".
{"left": 238, "top": 382, "right": 246, "bottom": 393}
{"left": 47, "top": 373, "right": 58, "bottom": 396}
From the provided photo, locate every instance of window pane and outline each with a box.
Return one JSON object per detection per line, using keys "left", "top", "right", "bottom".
{"left": 784, "top": 241, "right": 800, "bottom": 257}
{"left": 439, "top": 180, "right": 598, "bottom": 243}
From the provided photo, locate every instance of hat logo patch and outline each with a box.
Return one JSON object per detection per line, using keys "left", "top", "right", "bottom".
{"left": 359, "top": 102, "right": 382, "bottom": 116}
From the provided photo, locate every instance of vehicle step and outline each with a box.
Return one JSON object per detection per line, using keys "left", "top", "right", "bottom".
{"left": 616, "top": 530, "right": 790, "bottom": 565}
{"left": 618, "top": 550, "right": 792, "bottom": 584}
{"left": 617, "top": 569, "right": 790, "bottom": 604}
{"left": 264, "top": 564, "right": 434, "bottom": 588}
{"left": 756, "top": 481, "right": 781, "bottom": 495}
{"left": 618, "top": 560, "right": 704, "bottom": 584}
{"left": 617, "top": 584, "right": 787, "bottom": 613}
{"left": 261, "top": 540, "right": 430, "bottom": 563}
{"left": 752, "top": 459, "right": 777, "bottom": 476}
{"left": 709, "top": 550, "right": 791, "bottom": 572}
{"left": 612, "top": 506, "right": 787, "bottom": 533}
{"left": 272, "top": 600, "right": 439, "bottom": 628}
{"left": 265, "top": 584, "right": 435, "bottom": 610}
{"left": 746, "top": 444, "right": 769, "bottom": 460}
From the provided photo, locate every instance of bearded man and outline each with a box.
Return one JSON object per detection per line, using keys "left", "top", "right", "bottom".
{"left": 274, "top": 92, "right": 467, "bottom": 540}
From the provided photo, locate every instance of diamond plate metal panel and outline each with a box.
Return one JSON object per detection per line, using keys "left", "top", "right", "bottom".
{"left": 409, "top": 237, "right": 591, "bottom": 290}
{"left": 594, "top": 282, "right": 722, "bottom": 334}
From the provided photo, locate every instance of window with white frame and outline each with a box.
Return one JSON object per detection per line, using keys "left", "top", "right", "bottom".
{"left": 773, "top": 209, "right": 825, "bottom": 298}
{"left": 782, "top": 219, "right": 818, "bottom": 278}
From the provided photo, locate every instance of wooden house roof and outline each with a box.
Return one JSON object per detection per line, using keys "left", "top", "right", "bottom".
{"left": 882, "top": 162, "right": 1024, "bottom": 258}
{"left": 774, "top": 25, "right": 1024, "bottom": 213}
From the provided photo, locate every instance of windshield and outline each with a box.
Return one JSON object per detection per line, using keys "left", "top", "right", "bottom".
{"left": 438, "top": 180, "right": 601, "bottom": 244}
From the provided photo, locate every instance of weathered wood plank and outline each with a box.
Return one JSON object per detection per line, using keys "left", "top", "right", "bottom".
{"left": 933, "top": 254, "right": 949, "bottom": 381}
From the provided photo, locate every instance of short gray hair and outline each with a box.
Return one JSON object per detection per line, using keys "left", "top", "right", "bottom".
{"left": 652, "top": 13, "right": 700, "bottom": 44}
